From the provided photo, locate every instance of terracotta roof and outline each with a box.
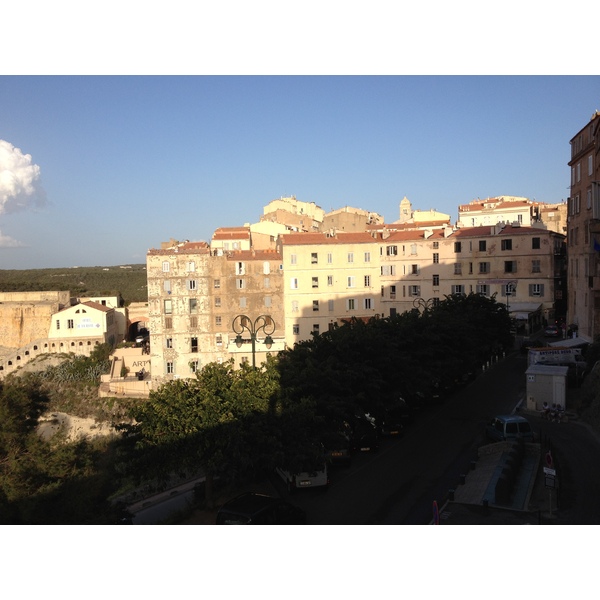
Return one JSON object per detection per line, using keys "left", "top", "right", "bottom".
{"left": 212, "top": 227, "right": 251, "bottom": 240}
{"left": 81, "top": 301, "right": 112, "bottom": 312}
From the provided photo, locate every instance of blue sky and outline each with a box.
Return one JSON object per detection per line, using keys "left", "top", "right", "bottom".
{"left": 1, "top": 75, "right": 599, "bottom": 269}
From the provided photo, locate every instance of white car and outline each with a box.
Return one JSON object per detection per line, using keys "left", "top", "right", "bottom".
{"left": 275, "top": 464, "right": 329, "bottom": 492}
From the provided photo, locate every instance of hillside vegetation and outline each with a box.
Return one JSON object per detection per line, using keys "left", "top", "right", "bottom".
{"left": 0, "top": 264, "right": 148, "bottom": 305}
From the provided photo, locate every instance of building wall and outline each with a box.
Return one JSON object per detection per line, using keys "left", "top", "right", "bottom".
{"left": 0, "top": 302, "right": 57, "bottom": 348}
{"left": 146, "top": 245, "right": 284, "bottom": 387}
{"left": 278, "top": 232, "right": 382, "bottom": 343}
{"left": 567, "top": 111, "right": 600, "bottom": 341}
{"left": 0, "top": 290, "right": 70, "bottom": 306}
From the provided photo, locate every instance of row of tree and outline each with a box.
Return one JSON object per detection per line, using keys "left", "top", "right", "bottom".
{"left": 125, "top": 293, "right": 513, "bottom": 506}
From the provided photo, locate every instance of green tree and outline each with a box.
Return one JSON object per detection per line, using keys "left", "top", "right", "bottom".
{"left": 129, "top": 358, "right": 281, "bottom": 507}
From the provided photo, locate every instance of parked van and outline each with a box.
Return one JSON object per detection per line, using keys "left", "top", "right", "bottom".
{"left": 275, "top": 464, "right": 329, "bottom": 492}
{"left": 485, "top": 415, "right": 534, "bottom": 442}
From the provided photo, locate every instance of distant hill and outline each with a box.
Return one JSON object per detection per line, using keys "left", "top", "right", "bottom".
{"left": 0, "top": 265, "right": 148, "bottom": 305}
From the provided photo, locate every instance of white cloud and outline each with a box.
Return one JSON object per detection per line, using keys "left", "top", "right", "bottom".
{"left": 0, "top": 139, "right": 45, "bottom": 215}
{"left": 0, "top": 229, "right": 25, "bottom": 247}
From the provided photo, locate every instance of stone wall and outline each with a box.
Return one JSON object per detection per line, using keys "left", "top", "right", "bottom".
{"left": 0, "top": 302, "right": 57, "bottom": 348}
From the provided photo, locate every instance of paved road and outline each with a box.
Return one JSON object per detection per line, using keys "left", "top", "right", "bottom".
{"left": 273, "top": 353, "right": 530, "bottom": 524}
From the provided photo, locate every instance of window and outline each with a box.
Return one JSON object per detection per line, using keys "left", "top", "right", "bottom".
{"left": 292, "top": 300, "right": 299, "bottom": 313}
{"left": 190, "top": 360, "right": 199, "bottom": 373}
{"left": 215, "top": 297, "right": 221, "bottom": 307}
{"left": 263, "top": 262, "right": 270, "bottom": 275}
{"left": 479, "top": 262, "right": 490, "bottom": 274}
{"left": 328, "top": 299, "right": 334, "bottom": 311}
{"left": 410, "top": 244, "right": 417, "bottom": 255}
{"left": 290, "top": 278, "right": 298, "bottom": 289}
{"left": 313, "top": 324, "right": 320, "bottom": 335}
{"left": 386, "top": 245, "right": 398, "bottom": 256}
{"left": 162, "top": 261, "right": 170, "bottom": 272}
{"left": 293, "top": 324, "right": 300, "bottom": 335}
{"left": 454, "top": 242, "right": 462, "bottom": 253}
{"left": 163, "top": 280, "right": 171, "bottom": 293}
{"left": 364, "top": 298, "right": 372, "bottom": 309}
{"left": 347, "top": 298, "right": 356, "bottom": 310}
{"left": 67, "top": 319, "right": 74, "bottom": 329}
{"left": 433, "top": 241, "right": 439, "bottom": 249}
{"left": 411, "top": 264, "right": 419, "bottom": 275}
{"left": 290, "top": 254, "right": 297, "bottom": 265}
{"left": 191, "top": 337, "right": 198, "bottom": 353}
{"left": 476, "top": 284, "right": 489, "bottom": 296}
{"left": 454, "top": 263, "right": 462, "bottom": 275}
{"left": 327, "top": 275, "right": 334, "bottom": 286}
{"left": 214, "top": 279, "right": 220, "bottom": 289}
{"left": 215, "top": 316, "right": 222, "bottom": 326}
{"left": 187, "top": 261, "right": 195, "bottom": 272}
{"left": 166, "top": 361, "right": 174, "bottom": 374}
{"left": 364, "top": 275, "right": 371, "bottom": 287}
{"left": 347, "top": 276, "right": 355, "bottom": 288}
{"left": 451, "top": 285, "right": 464, "bottom": 295}
{"left": 501, "top": 239, "right": 512, "bottom": 251}
{"left": 433, "top": 253, "right": 439, "bottom": 264}
{"left": 187, "top": 279, "right": 197, "bottom": 291}
{"left": 164, "top": 317, "right": 172, "bottom": 329}
{"left": 313, "top": 300, "right": 319, "bottom": 312}
{"left": 190, "top": 316, "right": 198, "bottom": 328}
{"left": 409, "top": 285, "right": 420, "bottom": 297}
{"left": 264, "top": 296, "right": 272, "bottom": 308}
{"left": 381, "top": 265, "right": 396, "bottom": 276}
{"left": 312, "top": 277, "right": 319, "bottom": 288}
{"left": 479, "top": 240, "right": 486, "bottom": 251}
{"left": 311, "top": 253, "right": 318, "bottom": 264}
{"left": 189, "top": 298, "right": 198, "bottom": 313}
{"left": 236, "top": 262, "right": 245, "bottom": 275}
{"left": 503, "top": 284, "right": 516, "bottom": 297}
{"left": 264, "top": 277, "right": 270, "bottom": 288}
{"left": 390, "top": 285, "right": 396, "bottom": 300}
{"left": 327, "top": 253, "right": 333, "bottom": 264}
{"left": 236, "top": 278, "right": 245, "bottom": 289}
{"left": 239, "top": 297, "right": 247, "bottom": 308}
{"left": 532, "top": 237, "right": 540, "bottom": 250}
{"left": 166, "top": 338, "right": 173, "bottom": 348}
{"left": 530, "top": 284, "right": 544, "bottom": 297}
{"left": 504, "top": 261, "right": 517, "bottom": 273}
{"left": 589, "top": 154, "right": 594, "bottom": 177}
{"left": 364, "top": 252, "right": 371, "bottom": 263}
{"left": 432, "top": 274, "right": 440, "bottom": 286}
{"left": 216, "top": 334, "right": 223, "bottom": 346}
{"left": 532, "top": 260, "right": 541, "bottom": 273}
{"left": 164, "top": 299, "right": 172, "bottom": 314}
{"left": 347, "top": 252, "right": 354, "bottom": 263}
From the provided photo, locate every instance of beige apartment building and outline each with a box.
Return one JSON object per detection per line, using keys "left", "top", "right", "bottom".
{"left": 146, "top": 240, "right": 284, "bottom": 387}
{"left": 567, "top": 110, "right": 600, "bottom": 341}
{"left": 376, "top": 223, "right": 565, "bottom": 329}
{"left": 276, "top": 232, "right": 382, "bottom": 343}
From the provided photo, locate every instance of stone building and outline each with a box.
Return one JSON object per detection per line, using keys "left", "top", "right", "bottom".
{"left": 566, "top": 110, "right": 600, "bottom": 341}
{"left": 146, "top": 240, "right": 284, "bottom": 387}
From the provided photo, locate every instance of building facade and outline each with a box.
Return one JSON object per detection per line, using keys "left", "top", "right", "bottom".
{"left": 567, "top": 110, "right": 600, "bottom": 341}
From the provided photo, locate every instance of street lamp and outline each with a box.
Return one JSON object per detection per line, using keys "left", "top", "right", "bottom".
{"left": 505, "top": 281, "right": 517, "bottom": 314}
{"left": 412, "top": 297, "right": 436, "bottom": 314}
{"left": 232, "top": 314, "right": 276, "bottom": 368}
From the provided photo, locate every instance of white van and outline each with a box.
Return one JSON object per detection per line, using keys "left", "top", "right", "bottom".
{"left": 275, "top": 464, "right": 329, "bottom": 492}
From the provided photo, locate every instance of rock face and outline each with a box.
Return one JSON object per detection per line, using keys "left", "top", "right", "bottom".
{"left": 37, "top": 412, "right": 118, "bottom": 442}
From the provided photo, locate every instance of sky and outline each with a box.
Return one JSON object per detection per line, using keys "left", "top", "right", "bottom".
{"left": 2, "top": 75, "right": 598, "bottom": 270}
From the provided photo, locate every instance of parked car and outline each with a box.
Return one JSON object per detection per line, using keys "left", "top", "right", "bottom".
{"left": 544, "top": 325, "right": 560, "bottom": 337}
{"left": 135, "top": 328, "right": 149, "bottom": 345}
{"left": 275, "top": 463, "right": 329, "bottom": 492}
{"left": 322, "top": 427, "right": 353, "bottom": 466}
{"left": 375, "top": 398, "right": 413, "bottom": 436}
{"left": 216, "top": 493, "right": 306, "bottom": 524}
{"left": 485, "top": 415, "right": 535, "bottom": 442}
{"left": 349, "top": 415, "right": 379, "bottom": 452}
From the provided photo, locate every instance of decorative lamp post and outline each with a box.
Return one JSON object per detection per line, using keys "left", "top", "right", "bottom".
{"left": 232, "top": 314, "right": 275, "bottom": 368}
